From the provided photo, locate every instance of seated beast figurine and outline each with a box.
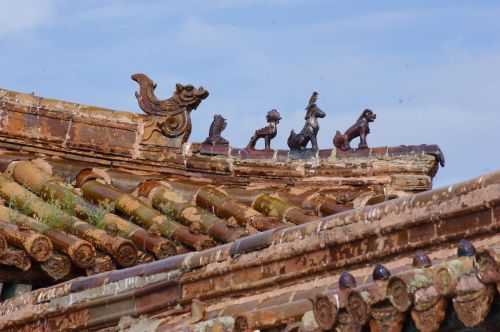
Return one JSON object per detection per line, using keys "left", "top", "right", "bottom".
{"left": 287, "top": 92, "right": 326, "bottom": 151}
{"left": 333, "top": 109, "right": 376, "bottom": 151}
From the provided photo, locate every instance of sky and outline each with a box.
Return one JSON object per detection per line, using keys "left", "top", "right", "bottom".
{"left": 0, "top": 0, "right": 499, "bottom": 187}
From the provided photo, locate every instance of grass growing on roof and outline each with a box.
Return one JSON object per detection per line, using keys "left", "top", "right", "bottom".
{"left": 88, "top": 200, "right": 115, "bottom": 230}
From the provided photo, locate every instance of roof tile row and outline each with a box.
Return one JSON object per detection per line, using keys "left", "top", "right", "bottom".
{"left": 0, "top": 167, "right": 498, "bottom": 331}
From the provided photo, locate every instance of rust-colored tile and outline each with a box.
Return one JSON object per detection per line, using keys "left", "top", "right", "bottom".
{"left": 408, "top": 223, "right": 436, "bottom": 244}
{"left": 437, "top": 210, "right": 491, "bottom": 237}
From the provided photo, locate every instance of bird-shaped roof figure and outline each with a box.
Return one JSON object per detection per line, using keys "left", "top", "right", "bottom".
{"left": 306, "top": 91, "right": 318, "bottom": 109}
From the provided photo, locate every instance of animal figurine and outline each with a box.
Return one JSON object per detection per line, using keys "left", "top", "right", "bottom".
{"left": 287, "top": 92, "right": 326, "bottom": 151}
{"left": 203, "top": 114, "right": 229, "bottom": 146}
{"left": 246, "top": 109, "right": 282, "bottom": 150}
{"left": 333, "top": 109, "right": 376, "bottom": 151}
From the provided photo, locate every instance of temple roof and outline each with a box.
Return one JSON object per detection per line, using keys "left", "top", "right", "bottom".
{"left": 3, "top": 81, "right": 491, "bottom": 332}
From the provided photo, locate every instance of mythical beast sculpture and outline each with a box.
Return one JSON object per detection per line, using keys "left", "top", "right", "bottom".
{"left": 287, "top": 92, "right": 326, "bottom": 151}
{"left": 203, "top": 114, "right": 229, "bottom": 146}
{"left": 132, "top": 73, "right": 209, "bottom": 147}
{"left": 333, "top": 109, "right": 376, "bottom": 151}
{"left": 246, "top": 109, "right": 281, "bottom": 151}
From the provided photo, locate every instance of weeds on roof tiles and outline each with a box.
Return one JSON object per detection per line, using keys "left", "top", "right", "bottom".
{"left": 88, "top": 200, "right": 115, "bottom": 229}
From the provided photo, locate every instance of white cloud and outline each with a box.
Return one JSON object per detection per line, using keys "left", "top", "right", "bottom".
{"left": 208, "top": 0, "right": 303, "bottom": 8}
{"left": 70, "top": 0, "right": 303, "bottom": 23}
{"left": 176, "top": 17, "right": 243, "bottom": 49}
{"left": 0, "top": 0, "right": 55, "bottom": 36}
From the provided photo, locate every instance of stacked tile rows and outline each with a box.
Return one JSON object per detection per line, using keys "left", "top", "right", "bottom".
{"left": 0, "top": 168, "right": 499, "bottom": 331}
{"left": 0, "top": 153, "right": 401, "bottom": 286}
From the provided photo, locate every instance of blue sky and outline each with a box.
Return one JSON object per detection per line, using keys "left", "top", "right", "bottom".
{"left": 1, "top": 0, "right": 499, "bottom": 187}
